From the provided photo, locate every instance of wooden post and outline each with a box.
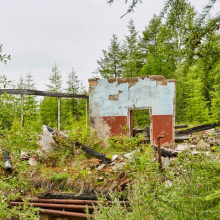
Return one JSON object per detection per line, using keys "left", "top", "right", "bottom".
{"left": 86, "top": 98, "right": 88, "bottom": 127}
{"left": 21, "top": 94, "right": 24, "bottom": 127}
{"left": 58, "top": 97, "right": 61, "bottom": 130}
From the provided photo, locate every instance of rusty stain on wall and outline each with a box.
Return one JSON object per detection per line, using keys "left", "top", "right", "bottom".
{"left": 89, "top": 75, "right": 176, "bottom": 147}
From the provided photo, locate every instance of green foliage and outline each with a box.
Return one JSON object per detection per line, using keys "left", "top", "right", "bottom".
{"left": 132, "top": 110, "right": 150, "bottom": 128}
{"left": 46, "top": 62, "right": 62, "bottom": 92}
{"left": 96, "top": 34, "right": 123, "bottom": 78}
{"left": 46, "top": 172, "right": 69, "bottom": 184}
{"left": 93, "top": 149, "right": 220, "bottom": 219}
{"left": 107, "top": 134, "right": 144, "bottom": 152}
{"left": 0, "top": 44, "right": 11, "bottom": 64}
{"left": 121, "top": 19, "right": 142, "bottom": 77}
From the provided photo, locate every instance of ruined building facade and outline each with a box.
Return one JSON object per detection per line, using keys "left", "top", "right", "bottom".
{"left": 89, "top": 76, "right": 176, "bottom": 147}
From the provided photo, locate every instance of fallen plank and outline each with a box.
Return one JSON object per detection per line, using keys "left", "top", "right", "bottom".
{"left": 175, "top": 137, "right": 195, "bottom": 142}
{"left": 175, "top": 121, "right": 220, "bottom": 137}
{"left": 175, "top": 124, "right": 187, "bottom": 129}
{"left": 75, "top": 141, "right": 111, "bottom": 162}
{"left": 38, "top": 193, "right": 111, "bottom": 200}
{"left": 153, "top": 146, "right": 178, "bottom": 157}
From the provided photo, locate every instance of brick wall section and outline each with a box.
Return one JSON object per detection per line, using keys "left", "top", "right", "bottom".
{"left": 89, "top": 76, "right": 176, "bottom": 147}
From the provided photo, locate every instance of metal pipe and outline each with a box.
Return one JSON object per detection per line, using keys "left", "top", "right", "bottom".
{"left": 40, "top": 209, "right": 93, "bottom": 219}
{"left": 58, "top": 97, "right": 61, "bottom": 130}
{"left": 22, "top": 198, "right": 130, "bottom": 205}
{"left": 10, "top": 201, "right": 94, "bottom": 210}
{"left": 157, "top": 135, "right": 164, "bottom": 171}
{"left": 3, "top": 150, "right": 12, "bottom": 172}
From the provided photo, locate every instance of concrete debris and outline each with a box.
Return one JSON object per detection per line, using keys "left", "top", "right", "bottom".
{"left": 97, "top": 176, "right": 104, "bottom": 182}
{"left": 191, "top": 151, "right": 201, "bottom": 155}
{"left": 29, "top": 157, "right": 37, "bottom": 166}
{"left": 162, "top": 157, "right": 170, "bottom": 169}
{"left": 97, "top": 163, "right": 106, "bottom": 171}
{"left": 176, "top": 144, "right": 190, "bottom": 152}
{"left": 111, "top": 155, "right": 118, "bottom": 162}
{"left": 196, "top": 139, "right": 210, "bottom": 150}
{"left": 124, "top": 151, "right": 136, "bottom": 160}
{"left": 21, "top": 151, "right": 31, "bottom": 160}
{"left": 176, "top": 143, "right": 196, "bottom": 152}
{"left": 112, "top": 162, "right": 125, "bottom": 171}
{"left": 205, "top": 128, "right": 215, "bottom": 136}
{"left": 39, "top": 125, "right": 55, "bottom": 153}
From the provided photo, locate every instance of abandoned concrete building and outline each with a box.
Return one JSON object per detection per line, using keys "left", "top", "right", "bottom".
{"left": 89, "top": 75, "right": 176, "bottom": 148}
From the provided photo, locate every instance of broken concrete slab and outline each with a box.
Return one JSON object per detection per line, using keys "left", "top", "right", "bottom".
{"left": 39, "top": 125, "right": 55, "bottom": 153}
{"left": 111, "top": 155, "right": 118, "bottom": 162}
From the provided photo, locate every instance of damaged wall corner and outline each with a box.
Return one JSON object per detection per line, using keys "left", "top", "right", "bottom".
{"left": 88, "top": 76, "right": 176, "bottom": 148}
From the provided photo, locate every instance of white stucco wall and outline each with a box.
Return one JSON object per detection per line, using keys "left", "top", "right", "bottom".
{"left": 89, "top": 76, "right": 176, "bottom": 117}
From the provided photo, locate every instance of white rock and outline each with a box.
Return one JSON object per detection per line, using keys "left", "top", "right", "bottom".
{"left": 111, "top": 155, "right": 118, "bottom": 162}
{"left": 165, "top": 180, "right": 173, "bottom": 188}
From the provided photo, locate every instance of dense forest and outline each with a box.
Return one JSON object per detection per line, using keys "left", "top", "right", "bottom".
{"left": 0, "top": 64, "right": 88, "bottom": 131}
{"left": 0, "top": 0, "right": 220, "bottom": 219}
{"left": 95, "top": 0, "right": 220, "bottom": 124}
{"left": 1, "top": 0, "right": 219, "bottom": 130}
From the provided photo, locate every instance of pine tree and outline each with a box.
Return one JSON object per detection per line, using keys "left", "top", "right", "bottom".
{"left": 46, "top": 62, "right": 62, "bottom": 92}
{"left": 96, "top": 34, "right": 122, "bottom": 79}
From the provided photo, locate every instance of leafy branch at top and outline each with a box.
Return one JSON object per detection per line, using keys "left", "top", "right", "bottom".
{"left": 0, "top": 44, "right": 11, "bottom": 64}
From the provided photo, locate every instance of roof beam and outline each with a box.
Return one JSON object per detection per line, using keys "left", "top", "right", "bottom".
{"left": 0, "top": 89, "right": 89, "bottom": 99}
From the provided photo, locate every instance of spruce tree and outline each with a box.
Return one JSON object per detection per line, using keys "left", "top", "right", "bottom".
{"left": 96, "top": 34, "right": 122, "bottom": 79}
{"left": 17, "top": 75, "right": 25, "bottom": 89}
{"left": 121, "top": 19, "right": 142, "bottom": 77}
{"left": 46, "top": 62, "right": 62, "bottom": 92}
{"left": 66, "top": 68, "right": 80, "bottom": 94}
{"left": 25, "top": 72, "right": 35, "bottom": 90}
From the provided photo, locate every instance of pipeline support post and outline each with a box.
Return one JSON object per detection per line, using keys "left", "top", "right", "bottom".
{"left": 21, "top": 94, "right": 24, "bottom": 127}
{"left": 58, "top": 97, "right": 61, "bottom": 130}
{"left": 157, "top": 135, "right": 164, "bottom": 171}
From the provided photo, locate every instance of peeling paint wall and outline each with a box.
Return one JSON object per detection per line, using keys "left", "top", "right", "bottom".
{"left": 89, "top": 76, "right": 176, "bottom": 147}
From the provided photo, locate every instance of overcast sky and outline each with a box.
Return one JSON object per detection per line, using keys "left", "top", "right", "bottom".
{"left": 0, "top": 0, "right": 219, "bottom": 91}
